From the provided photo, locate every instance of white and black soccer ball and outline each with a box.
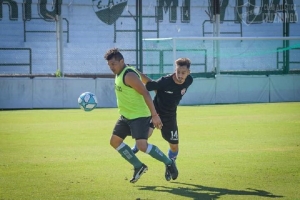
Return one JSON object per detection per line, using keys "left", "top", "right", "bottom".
{"left": 78, "top": 92, "right": 98, "bottom": 112}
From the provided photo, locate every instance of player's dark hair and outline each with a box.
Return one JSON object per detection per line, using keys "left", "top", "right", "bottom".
{"left": 104, "top": 48, "right": 124, "bottom": 61}
{"left": 175, "top": 58, "right": 191, "bottom": 69}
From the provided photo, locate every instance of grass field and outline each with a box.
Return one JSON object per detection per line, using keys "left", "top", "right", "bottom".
{"left": 0, "top": 102, "right": 300, "bottom": 200}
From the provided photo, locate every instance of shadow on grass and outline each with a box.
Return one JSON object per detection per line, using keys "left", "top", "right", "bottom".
{"left": 136, "top": 182, "right": 284, "bottom": 199}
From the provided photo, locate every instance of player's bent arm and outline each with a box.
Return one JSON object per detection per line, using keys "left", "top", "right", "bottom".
{"left": 125, "top": 72, "right": 162, "bottom": 128}
{"left": 145, "top": 81, "right": 159, "bottom": 91}
{"left": 124, "top": 72, "right": 157, "bottom": 116}
{"left": 136, "top": 70, "right": 152, "bottom": 84}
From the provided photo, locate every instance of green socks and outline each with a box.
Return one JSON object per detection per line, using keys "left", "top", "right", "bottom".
{"left": 116, "top": 143, "right": 142, "bottom": 168}
{"left": 116, "top": 143, "right": 171, "bottom": 168}
{"left": 146, "top": 144, "right": 172, "bottom": 165}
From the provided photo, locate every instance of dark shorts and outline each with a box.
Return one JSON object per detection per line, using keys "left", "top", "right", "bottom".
{"left": 151, "top": 115, "right": 179, "bottom": 144}
{"left": 113, "top": 116, "right": 151, "bottom": 140}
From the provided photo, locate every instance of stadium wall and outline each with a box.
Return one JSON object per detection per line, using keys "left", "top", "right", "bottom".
{"left": 0, "top": 0, "right": 299, "bottom": 74}
{"left": 1, "top": 75, "right": 299, "bottom": 109}
{"left": 1, "top": 1, "right": 300, "bottom": 109}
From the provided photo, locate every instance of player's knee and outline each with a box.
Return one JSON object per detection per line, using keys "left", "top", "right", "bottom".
{"left": 136, "top": 140, "right": 148, "bottom": 152}
{"left": 110, "top": 135, "right": 122, "bottom": 149}
{"left": 136, "top": 145, "right": 147, "bottom": 152}
{"left": 170, "top": 144, "right": 178, "bottom": 152}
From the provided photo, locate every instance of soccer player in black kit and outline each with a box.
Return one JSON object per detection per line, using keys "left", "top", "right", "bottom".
{"left": 132, "top": 57, "right": 193, "bottom": 181}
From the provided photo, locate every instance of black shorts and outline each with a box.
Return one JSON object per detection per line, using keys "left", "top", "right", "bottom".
{"left": 151, "top": 115, "right": 179, "bottom": 144}
{"left": 113, "top": 116, "right": 151, "bottom": 140}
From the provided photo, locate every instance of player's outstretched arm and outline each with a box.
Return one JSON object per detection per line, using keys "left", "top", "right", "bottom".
{"left": 136, "top": 70, "right": 159, "bottom": 94}
{"left": 136, "top": 70, "right": 152, "bottom": 84}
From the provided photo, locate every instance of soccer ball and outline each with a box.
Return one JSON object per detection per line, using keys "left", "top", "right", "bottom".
{"left": 78, "top": 92, "right": 98, "bottom": 111}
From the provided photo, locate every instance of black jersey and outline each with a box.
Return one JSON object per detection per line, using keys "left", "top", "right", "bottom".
{"left": 146, "top": 74, "right": 193, "bottom": 116}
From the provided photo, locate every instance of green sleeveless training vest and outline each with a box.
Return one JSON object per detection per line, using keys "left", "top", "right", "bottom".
{"left": 115, "top": 66, "right": 150, "bottom": 119}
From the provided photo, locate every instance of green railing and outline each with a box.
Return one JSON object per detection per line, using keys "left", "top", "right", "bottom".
{"left": 24, "top": 18, "right": 69, "bottom": 43}
{"left": 277, "top": 47, "right": 300, "bottom": 69}
{"left": 114, "top": 15, "right": 159, "bottom": 43}
{"left": 121, "top": 48, "right": 207, "bottom": 78}
{"left": 0, "top": 48, "right": 32, "bottom": 74}
{"left": 202, "top": 20, "right": 243, "bottom": 37}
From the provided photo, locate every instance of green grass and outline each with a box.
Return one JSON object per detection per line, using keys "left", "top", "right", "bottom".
{"left": 0, "top": 102, "right": 300, "bottom": 200}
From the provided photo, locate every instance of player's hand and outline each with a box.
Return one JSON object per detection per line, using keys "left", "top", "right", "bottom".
{"left": 152, "top": 114, "right": 163, "bottom": 130}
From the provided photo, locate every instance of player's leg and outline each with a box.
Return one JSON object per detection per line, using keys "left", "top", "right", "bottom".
{"left": 110, "top": 116, "right": 147, "bottom": 183}
{"left": 131, "top": 127, "right": 154, "bottom": 153}
{"left": 168, "top": 143, "right": 179, "bottom": 160}
{"left": 136, "top": 139, "right": 170, "bottom": 164}
{"left": 131, "top": 117, "right": 177, "bottom": 181}
{"left": 160, "top": 115, "right": 179, "bottom": 180}
{"left": 132, "top": 117, "right": 170, "bottom": 163}
{"left": 138, "top": 141, "right": 177, "bottom": 181}
{"left": 160, "top": 115, "right": 179, "bottom": 159}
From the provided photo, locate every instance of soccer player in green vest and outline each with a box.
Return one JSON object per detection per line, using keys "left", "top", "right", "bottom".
{"left": 104, "top": 48, "right": 178, "bottom": 183}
